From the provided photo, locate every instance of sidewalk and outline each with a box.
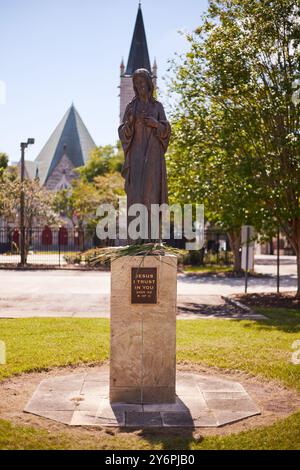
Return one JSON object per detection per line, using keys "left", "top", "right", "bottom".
{"left": 0, "top": 256, "right": 296, "bottom": 318}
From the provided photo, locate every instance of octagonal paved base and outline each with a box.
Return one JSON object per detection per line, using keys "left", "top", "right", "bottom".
{"left": 24, "top": 367, "right": 260, "bottom": 427}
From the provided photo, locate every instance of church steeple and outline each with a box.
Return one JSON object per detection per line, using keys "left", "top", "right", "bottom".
{"left": 125, "top": 3, "right": 151, "bottom": 75}
{"left": 119, "top": 4, "right": 156, "bottom": 123}
{"left": 120, "top": 58, "right": 125, "bottom": 75}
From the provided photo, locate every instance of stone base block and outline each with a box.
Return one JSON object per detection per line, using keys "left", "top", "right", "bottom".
{"left": 110, "top": 254, "right": 177, "bottom": 403}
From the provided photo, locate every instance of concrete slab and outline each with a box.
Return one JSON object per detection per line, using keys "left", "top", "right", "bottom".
{"left": 203, "top": 392, "right": 260, "bottom": 413}
{"left": 24, "top": 367, "right": 260, "bottom": 428}
{"left": 161, "top": 412, "right": 195, "bottom": 427}
{"left": 126, "top": 411, "right": 162, "bottom": 428}
{"left": 1, "top": 267, "right": 294, "bottom": 319}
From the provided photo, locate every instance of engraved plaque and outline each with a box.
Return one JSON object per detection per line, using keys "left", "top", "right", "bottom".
{"left": 131, "top": 267, "right": 157, "bottom": 304}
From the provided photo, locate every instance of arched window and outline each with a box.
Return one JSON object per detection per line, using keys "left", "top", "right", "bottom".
{"left": 12, "top": 230, "right": 19, "bottom": 248}
{"left": 41, "top": 226, "right": 53, "bottom": 245}
{"left": 59, "top": 227, "right": 68, "bottom": 246}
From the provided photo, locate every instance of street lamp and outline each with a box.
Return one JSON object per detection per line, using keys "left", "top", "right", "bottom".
{"left": 20, "top": 138, "right": 35, "bottom": 266}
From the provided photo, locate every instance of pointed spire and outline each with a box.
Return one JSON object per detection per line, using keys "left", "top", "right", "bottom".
{"left": 35, "top": 105, "right": 96, "bottom": 185}
{"left": 35, "top": 164, "right": 39, "bottom": 180}
{"left": 120, "top": 57, "right": 125, "bottom": 75}
{"left": 152, "top": 57, "right": 157, "bottom": 77}
{"left": 125, "top": 4, "right": 151, "bottom": 75}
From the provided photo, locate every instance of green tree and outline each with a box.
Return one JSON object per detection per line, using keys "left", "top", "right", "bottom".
{"left": 52, "top": 189, "right": 76, "bottom": 226}
{"left": 1, "top": 165, "right": 57, "bottom": 227}
{"left": 22, "top": 179, "right": 58, "bottom": 229}
{"left": 167, "top": 105, "right": 265, "bottom": 272}
{"left": 168, "top": 0, "right": 300, "bottom": 290}
{"left": 0, "top": 152, "right": 8, "bottom": 177}
{"left": 55, "top": 140, "right": 125, "bottom": 232}
{"left": 0, "top": 165, "right": 18, "bottom": 221}
{"left": 53, "top": 182, "right": 97, "bottom": 228}
{"left": 78, "top": 143, "right": 123, "bottom": 183}
{"left": 93, "top": 172, "right": 124, "bottom": 203}
{"left": 70, "top": 180, "right": 102, "bottom": 229}
{"left": 53, "top": 172, "right": 124, "bottom": 231}
{"left": 0, "top": 165, "right": 59, "bottom": 261}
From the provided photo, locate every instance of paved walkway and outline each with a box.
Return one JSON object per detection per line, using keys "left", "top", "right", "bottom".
{"left": 0, "top": 256, "right": 296, "bottom": 318}
{"left": 24, "top": 366, "right": 260, "bottom": 428}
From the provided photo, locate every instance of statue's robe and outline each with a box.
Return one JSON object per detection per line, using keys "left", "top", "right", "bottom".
{"left": 118, "top": 97, "right": 171, "bottom": 211}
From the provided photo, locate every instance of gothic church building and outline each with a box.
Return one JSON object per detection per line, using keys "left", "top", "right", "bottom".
{"left": 24, "top": 4, "right": 156, "bottom": 190}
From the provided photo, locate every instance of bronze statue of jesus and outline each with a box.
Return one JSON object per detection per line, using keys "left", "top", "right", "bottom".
{"left": 118, "top": 69, "right": 171, "bottom": 233}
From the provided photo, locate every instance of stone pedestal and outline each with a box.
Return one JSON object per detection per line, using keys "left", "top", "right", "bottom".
{"left": 110, "top": 254, "right": 177, "bottom": 404}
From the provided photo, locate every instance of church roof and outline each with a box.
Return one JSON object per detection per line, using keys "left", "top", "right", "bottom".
{"left": 125, "top": 4, "right": 151, "bottom": 75}
{"left": 23, "top": 160, "right": 37, "bottom": 180}
{"left": 34, "top": 104, "right": 96, "bottom": 185}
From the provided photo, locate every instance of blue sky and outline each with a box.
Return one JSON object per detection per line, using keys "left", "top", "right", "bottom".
{"left": 0, "top": 0, "right": 208, "bottom": 163}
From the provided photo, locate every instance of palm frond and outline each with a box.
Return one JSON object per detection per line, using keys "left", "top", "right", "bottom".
{"left": 89, "top": 242, "right": 180, "bottom": 266}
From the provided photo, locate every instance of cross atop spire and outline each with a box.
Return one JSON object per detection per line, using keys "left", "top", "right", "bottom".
{"left": 125, "top": 4, "right": 151, "bottom": 75}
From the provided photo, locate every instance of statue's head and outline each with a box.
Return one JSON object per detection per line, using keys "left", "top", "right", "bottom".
{"left": 132, "top": 68, "right": 154, "bottom": 101}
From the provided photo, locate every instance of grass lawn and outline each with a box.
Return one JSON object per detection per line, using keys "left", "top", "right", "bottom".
{"left": 183, "top": 265, "right": 233, "bottom": 274}
{"left": 0, "top": 308, "right": 299, "bottom": 450}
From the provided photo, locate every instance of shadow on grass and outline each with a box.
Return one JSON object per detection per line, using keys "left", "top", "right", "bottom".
{"left": 118, "top": 398, "right": 196, "bottom": 450}
{"left": 178, "top": 273, "right": 297, "bottom": 290}
{"left": 177, "top": 302, "right": 243, "bottom": 318}
{"left": 240, "top": 308, "right": 300, "bottom": 333}
{"left": 120, "top": 427, "right": 196, "bottom": 451}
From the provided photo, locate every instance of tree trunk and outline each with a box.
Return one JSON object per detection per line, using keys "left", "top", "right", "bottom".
{"left": 297, "top": 250, "right": 300, "bottom": 299}
{"left": 227, "top": 229, "right": 242, "bottom": 273}
{"left": 269, "top": 236, "right": 274, "bottom": 255}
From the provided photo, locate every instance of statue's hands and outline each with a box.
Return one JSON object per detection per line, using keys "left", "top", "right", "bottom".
{"left": 144, "top": 116, "right": 159, "bottom": 129}
{"left": 127, "top": 111, "right": 135, "bottom": 127}
{"left": 127, "top": 113, "right": 134, "bottom": 128}
{"left": 125, "top": 104, "right": 135, "bottom": 128}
